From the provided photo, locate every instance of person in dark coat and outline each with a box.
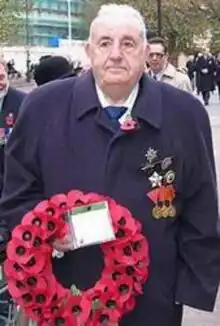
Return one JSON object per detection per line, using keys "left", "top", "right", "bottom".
{"left": 195, "top": 52, "right": 216, "bottom": 105}
{"left": 33, "top": 56, "right": 76, "bottom": 86}
{"left": 215, "top": 53, "right": 220, "bottom": 101}
{"left": 0, "top": 4, "right": 220, "bottom": 326}
{"left": 186, "top": 55, "right": 195, "bottom": 90}
{"left": 0, "top": 62, "right": 26, "bottom": 193}
{"left": 0, "top": 62, "right": 26, "bottom": 324}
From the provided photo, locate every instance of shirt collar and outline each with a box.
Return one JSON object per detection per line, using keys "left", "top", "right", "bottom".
{"left": 149, "top": 63, "right": 174, "bottom": 80}
{"left": 95, "top": 83, "right": 139, "bottom": 123}
{"left": 74, "top": 70, "right": 162, "bottom": 129}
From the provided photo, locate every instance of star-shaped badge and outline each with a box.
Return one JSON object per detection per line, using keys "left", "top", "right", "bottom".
{"left": 149, "top": 172, "right": 162, "bottom": 188}
{"left": 145, "top": 148, "right": 157, "bottom": 164}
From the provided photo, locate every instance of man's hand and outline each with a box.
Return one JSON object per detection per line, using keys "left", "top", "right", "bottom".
{"left": 52, "top": 235, "right": 73, "bottom": 252}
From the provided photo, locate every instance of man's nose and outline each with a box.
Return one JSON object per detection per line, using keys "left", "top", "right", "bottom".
{"left": 109, "top": 42, "right": 122, "bottom": 59}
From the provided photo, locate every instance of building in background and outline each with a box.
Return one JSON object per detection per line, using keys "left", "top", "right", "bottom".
{"left": 21, "top": 0, "right": 86, "bottom": 47}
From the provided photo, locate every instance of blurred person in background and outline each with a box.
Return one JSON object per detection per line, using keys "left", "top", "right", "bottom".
{"left": 147, "top": 37, "right": 192, "bottom": 92}
{"left": 215, "top": 53, "right": 220, "bottom": 101}
{"left": 194, "top": 50, "right": 216, "bottom": 106}
{"left": 0, "top": 61, "right": 25, "bottom": 325}
{"left": 33, "top": 56, "right": 78, "bottom": 86}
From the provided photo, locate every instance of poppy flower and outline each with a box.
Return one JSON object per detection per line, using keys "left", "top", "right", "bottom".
{"left": 107, "top": 242, "right": 137, "bottom": 265}
{"left": 22, "top": 211, "right": 48, "bottom": 238}
{"left": 22, "top": 207, "right": 67, "bottom": 242}
{"left": 122, "top": 296, "right": 136, "bottom": 315}
{"left": 55, "top": 282, "right": 69, "bottom": 302}
{"left": 20, "top": 285, "right": 59, "bottom": 316}
{"left": 33, "top": 200, "right": 54, "bottom": 216}
{"left": 45, "top": 214, "right": 67, "bottom": 242}
{"left": 7, "top": 278, "right": 27, "bottom": 298}
{"left": 85, "top": 286, "right": 102, "bottom": 307}
{"left": 22, "top": 250, "right": 49, "bottom": 274}
{"left": 4, "top": 259, "right": 26, "bottom": 281}
{"left": 88, "top": 307, "right": 120, "bottom": 326}
{"left": 53, "top": 294, "right": 91, "bottom": 326}
{"left": 135, "top": 220, "right": 142, "bottom": 232}
{"left": 22, "top": 211, "right": 42, "bottom": 227}
{"left": 113, "top": 275, "right": 133, "bottom": 304}
{"left": 94, "top": 277, "right": 116, "bottom": 295}
{"left": 130, "top": 233, "right": 149, "bottom": 263}
{"left": 103, "top": 264, "right": 139, "bottom": 284}
{"left": 49, "top": 193, "right": 67, "bottom": 212}
{"left": 83, "top": 192, "right": 105, "bottom": 205}
{"left": 120, "top": 119, "right": 138, "bottom": 131}
{"left": 66, "top": 190, "right": 86, "bottom": 208}
{"left": 7, "top": 238, "right": 36, "bottom": 264}
{"left": 133, "top": 280, "right": 143, "bottom": 295}
{"left": 24, "top": 274, "right": 48, "bottom": 293}
{"left": 25, "top": 307, "right": 46, "bottom": 323}
{"left": 42, "top": 288, "right": 69, "bottom": 321}
{"left": 5, "top": 113, "right": 14, "bottom": 127}
{"left": 107, "top": 203, "right": 137, "bottom": 238}
{"left": 32, "top": 286, "right": 57, "bottom": 308}
{"left": 98, "top": 289, "right": 122, "bottom": 314}
{"left": 12, "top": 224, "right": 51, "bottom": 255}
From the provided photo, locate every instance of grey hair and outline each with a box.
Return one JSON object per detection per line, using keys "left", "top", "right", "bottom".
{"left": 89, "top": 4, "right": 147, "bottom": 42}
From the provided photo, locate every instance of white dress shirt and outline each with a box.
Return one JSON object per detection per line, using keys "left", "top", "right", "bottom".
{"left": 95, "top": 83, "right": 139, "bottom": 124}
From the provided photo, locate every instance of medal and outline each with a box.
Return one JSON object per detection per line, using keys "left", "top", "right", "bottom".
{"left": 146, "top": 151, "right": 177, "bottom": 219}
{"left": 152, "top": 205, "right": 162, "bottom": 219}
{"left": 164, "top": 170, "right": 175, "bottom": 184}
{"left": 161, "top": 157, "right": 173, "bottom": 170}
{"left": 167, "top": 205, "right": 176, "bottom": 217}
{"left": 160, "top": 205, "right": 168, "bottom": 218}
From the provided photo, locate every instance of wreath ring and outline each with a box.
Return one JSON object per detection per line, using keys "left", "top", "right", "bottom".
{"left": 4, "top": 190, "right": 149, "bottom": 325}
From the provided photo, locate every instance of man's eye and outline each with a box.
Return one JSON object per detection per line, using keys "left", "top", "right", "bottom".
{"left": 124, "top": 42, "right": 133, "bottom": 47}
{"left": 100, "top": 41, "right": 110, "bottom": 47}
{"left": 122, "top": 41, "right": 135, "bottom": 50}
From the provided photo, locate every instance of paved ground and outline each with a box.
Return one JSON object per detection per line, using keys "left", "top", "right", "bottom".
{"left": 183, "top": 92, "right": 220, "bottom": 326}
{"left": 14, "top": 80, "right": 220, "bottom": 325}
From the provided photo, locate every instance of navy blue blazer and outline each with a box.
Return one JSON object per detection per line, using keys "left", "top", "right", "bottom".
{"left": 0, "top": 87, "right": 26, "bottom": 189}
{"left": 0, "top": 72, "right": 219, "bottom": 326}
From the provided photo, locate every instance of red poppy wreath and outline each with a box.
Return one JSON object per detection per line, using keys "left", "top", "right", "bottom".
{"left": 4, "top": 190, "right": 149, "bottom": 326}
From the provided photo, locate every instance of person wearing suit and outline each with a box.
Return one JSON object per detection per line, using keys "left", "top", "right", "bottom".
{"left": 0, "top": 62, "right": 26, "bottom": 194}
{"left": 0, "top": 62, "right": 26, "bottom": 325}
{"left": 146, "top": 37, "right": 192, "bottom": 92}
{"left": 0, "top": 4, "right": 219, "bottom": 326}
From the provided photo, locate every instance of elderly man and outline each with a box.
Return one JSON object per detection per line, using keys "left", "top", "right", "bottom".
{"left": 147, "top": 37, "right": 192, "bottom": 92}
{"left": 0, "top": 4, "right": 219, "bottom": 326}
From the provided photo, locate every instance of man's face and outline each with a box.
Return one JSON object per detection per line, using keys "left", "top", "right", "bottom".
{"left": 0, "top": 64, "right": 8, "bottom": 93}
{"left": 148, "top": 43, "right": 168, "bottom": 74}
{"left": 86, "top": 21, "right": 148, "bottom": 88}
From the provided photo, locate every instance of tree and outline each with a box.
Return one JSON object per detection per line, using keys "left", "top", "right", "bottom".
{"left": 0, "top": 0, "right": 24, "bottom": 45}
{"left": 82, "top": 0, "right": 219, "bottom": 56}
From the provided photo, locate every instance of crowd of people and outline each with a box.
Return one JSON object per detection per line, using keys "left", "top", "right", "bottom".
{"left": 0, "top": 3, "right": 219, "bottom": 326}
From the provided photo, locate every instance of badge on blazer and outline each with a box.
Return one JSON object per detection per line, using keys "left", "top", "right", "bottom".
{"left": 145, "top": 150, "right": 176, "bottom": 219}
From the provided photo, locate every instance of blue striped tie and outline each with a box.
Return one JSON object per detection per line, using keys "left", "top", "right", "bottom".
{"left": 105, "top": 106, "right": 127, "bottom": 121}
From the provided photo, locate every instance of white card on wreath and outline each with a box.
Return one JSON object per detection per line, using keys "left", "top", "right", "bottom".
{"left": 67, "top": 201, "right": 116, "bottom": 249}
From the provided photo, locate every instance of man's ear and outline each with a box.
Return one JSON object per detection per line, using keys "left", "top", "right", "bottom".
{"left": 145, "top": 43, "right": 150, "bottom": 62}
{"left": 85, "top": 42, "right": 91, "bottom": 58}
